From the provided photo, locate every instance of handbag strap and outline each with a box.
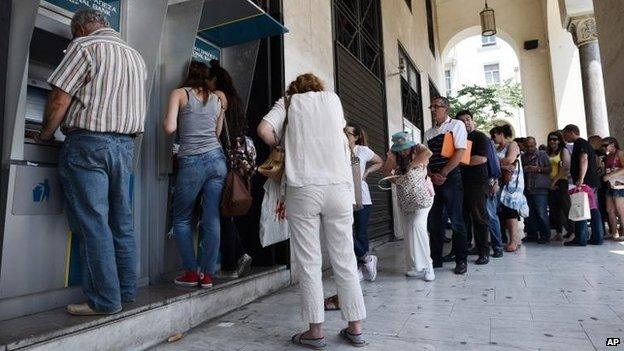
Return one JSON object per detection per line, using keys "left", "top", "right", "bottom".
{"left": 273, "top": 95, "right": 291, "bottom": 147}
{"left": 378, "top": 175, "right": 401, "bottom": 190}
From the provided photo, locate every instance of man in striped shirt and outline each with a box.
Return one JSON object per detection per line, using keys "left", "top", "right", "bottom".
{"left": 38, "top": 9, "right": 147, "bottom": 316}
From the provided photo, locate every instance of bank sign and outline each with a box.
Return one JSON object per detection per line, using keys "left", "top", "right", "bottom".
{"left": 44, "top": 0, "right": 121, "bottom": 31}
{"left": 193, "top": 37, "right": 221, "bottom": 66}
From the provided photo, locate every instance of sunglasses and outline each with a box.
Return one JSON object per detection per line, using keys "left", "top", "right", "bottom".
{"left": 548, "top": 138, "right": 558, "bottom": 142}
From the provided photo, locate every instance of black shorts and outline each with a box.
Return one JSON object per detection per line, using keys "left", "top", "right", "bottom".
{"left": 499, "top": 204, "right": 520, "bottom": 220}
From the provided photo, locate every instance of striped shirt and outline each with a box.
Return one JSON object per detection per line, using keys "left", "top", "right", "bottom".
{"left": 48, "top": 28, "right": 147, "bottom": 134}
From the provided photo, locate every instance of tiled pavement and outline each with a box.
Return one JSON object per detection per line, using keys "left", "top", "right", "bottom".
{"left": 151, "top": 239, "right": 624, "bottom": 350}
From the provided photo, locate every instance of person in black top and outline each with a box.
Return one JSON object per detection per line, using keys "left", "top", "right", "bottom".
{"left": 457, "top": 111, "right": 491, "bottom": 264}
{"left": 562, "top": 124, "right": 604, "bottom": 246}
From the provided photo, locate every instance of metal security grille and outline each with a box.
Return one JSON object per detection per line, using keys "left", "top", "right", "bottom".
{"left": 334, "top": 0, "right": 383, "bottom": 79}
{"left": 335, "top": 43, "right": 393, "bottom": 240}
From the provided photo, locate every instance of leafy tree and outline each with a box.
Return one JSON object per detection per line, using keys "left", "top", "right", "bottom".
{"left": 448, "top": 79, "right": 523, "bottom": 132}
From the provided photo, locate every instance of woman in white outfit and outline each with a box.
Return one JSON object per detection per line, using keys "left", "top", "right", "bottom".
{"left": 257, "top": 73, "right": 366, "bottom": 350}
{"left": 383, "top": 132, "right": 435, "bottom": 281}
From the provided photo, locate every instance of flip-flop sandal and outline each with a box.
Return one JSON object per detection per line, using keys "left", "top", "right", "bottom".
{"left": 324, "top": 295, "right": 340, "bottom": 311}
{"left": 339, "top": 328, "right": 366, "bottom": 348}
{"left": 291, "top": 333, "right": 326, "bottom": 350}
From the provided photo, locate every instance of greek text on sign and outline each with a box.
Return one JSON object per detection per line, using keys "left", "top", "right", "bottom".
{"left": 44, "top": 0, "right": 121, "bottom": 31}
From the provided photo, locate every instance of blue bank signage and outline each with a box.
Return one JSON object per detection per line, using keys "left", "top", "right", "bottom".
{"left": 192, "top": 37, "right": 221, "bottom": 65}
{"left": 43, "top": 0, "right": 122, "bottom": 31}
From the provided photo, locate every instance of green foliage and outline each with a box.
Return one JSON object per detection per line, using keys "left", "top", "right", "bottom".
{"left": 448, "top": 79, "right": 523, "bottom": 132}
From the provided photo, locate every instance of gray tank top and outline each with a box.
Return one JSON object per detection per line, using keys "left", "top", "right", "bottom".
{"left": 177, "top": 88, "right": 222, "bottom": 157}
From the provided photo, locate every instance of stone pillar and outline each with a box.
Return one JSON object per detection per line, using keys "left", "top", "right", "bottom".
{"left": 568, "top": 14, "right": 609, "bottom": 136}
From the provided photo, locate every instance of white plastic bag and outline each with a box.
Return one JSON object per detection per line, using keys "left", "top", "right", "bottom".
{"left": 259, "top": 179, "right": 289, "bottom": 247}
{"left": 569, "top": 191, "right": 591, "bottom": 221}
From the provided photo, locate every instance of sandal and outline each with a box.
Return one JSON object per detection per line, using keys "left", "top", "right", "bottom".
{"left": 324, "top": 295, "right": 340, "bottom": 311}
{"left": 339, "top": 328, "right": 366, "bottom": 347}
{"left": 291, "top": 333, "right": 326, "bottom": 350}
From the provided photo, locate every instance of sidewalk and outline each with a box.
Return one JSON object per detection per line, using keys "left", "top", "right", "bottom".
{"left": 152, "top": 239, "right": 624, "bottom": 351}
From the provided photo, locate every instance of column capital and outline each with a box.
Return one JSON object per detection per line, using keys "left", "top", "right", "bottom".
{"left": 567, "top": 14, "right": 598, "bottom": 47}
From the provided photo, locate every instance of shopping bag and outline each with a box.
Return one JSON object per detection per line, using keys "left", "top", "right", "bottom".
{"left": 568, "top": 190, "right": 591, "bottom": 221}
{"left": 259, "top": 179, "right": 289, "bottom": 247}
{"left": 440, "top": 132, "right": 472, "bottom": 165}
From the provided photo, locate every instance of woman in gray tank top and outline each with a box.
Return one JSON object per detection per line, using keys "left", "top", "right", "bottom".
{"left": 163, "top": 61, "right": 227, "bottom": 289}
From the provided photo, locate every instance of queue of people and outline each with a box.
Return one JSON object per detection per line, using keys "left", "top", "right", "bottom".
{"left": 39, "top": 8, "right": 617, "bottom": 350}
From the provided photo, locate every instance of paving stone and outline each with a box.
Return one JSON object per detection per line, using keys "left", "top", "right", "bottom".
{"left": 151, "top": 239, "right": 624, "bottom": 350}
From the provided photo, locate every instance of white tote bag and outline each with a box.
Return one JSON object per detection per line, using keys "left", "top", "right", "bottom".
{"left": 569, "top": 191, "right": 591, "bottom": 221}
{"left": 259, "top": 179, "right": 289, "bottom": 247}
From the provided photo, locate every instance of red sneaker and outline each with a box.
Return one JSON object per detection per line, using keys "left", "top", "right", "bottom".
{"left": 199, "top": 272, "right": 213, "bottom": 289}
{"left": 174, "top": 271, "right": 199, "bottom": 287}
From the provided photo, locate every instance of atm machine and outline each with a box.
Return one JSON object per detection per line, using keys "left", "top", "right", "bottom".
{"left": 0, "top": 1, "right": 126, "bottom": 320}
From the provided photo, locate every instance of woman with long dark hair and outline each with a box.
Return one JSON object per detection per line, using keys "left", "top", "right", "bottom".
{"left": 208, "top": 59, "right": 254, "bottom": 278}
{"left": 602, "top": 137, "right": 624, "bottom": 240}
{"left": 546, "top": 131, "right": 574, "bottom": 241}
{"left": 163, "top": 60, "right": 228, "bottom": 288}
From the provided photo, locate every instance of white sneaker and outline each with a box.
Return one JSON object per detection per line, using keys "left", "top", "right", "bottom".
{"left": 364, "top": 255, "right": 378, "bottom": 282}
{"left": 405, "top": 270, "right": 420, "bottom": 277}
{"left": 423, "top": 268, "right": 435, "bottom": 282}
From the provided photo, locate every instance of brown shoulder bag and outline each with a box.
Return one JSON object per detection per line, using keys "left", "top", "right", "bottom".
{"left": 219, "top": 100, "right": 253, "bottom": 217}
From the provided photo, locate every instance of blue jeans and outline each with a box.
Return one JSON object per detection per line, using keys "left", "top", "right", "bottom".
{"left": 428, "top": 171, "right": 468, "bottom": 264}
{"left": 172, "top": 149, "right": 227, "bottom": 274}
{"left": 574, "top": 188, "right": 604, "bottom": 245}
{"left": 353, "top": 205, "right": 372, "bottom": 261}
{"left": 525, "top": 194, "right": 551, "bottom": 240}
{"left": 486, "top": 194, "right": 503, "bottom": 251}
{"left": 58, "top": 131, "right": 136, "bottom": 313}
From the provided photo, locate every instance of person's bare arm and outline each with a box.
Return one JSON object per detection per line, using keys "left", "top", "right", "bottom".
{"left": 469, "top": 155, "right": 487, "bottom": 166}
{"left": 38, "top": 87, "right": 72, "bottom": 141}
{"left": 382, "top": 150, "right": 397, "bottom": 177}
{"left": 364, "top": 153, "right": 384, "bottom": 180}
{"left": 577, "top": 153, "right": 588, "bottom": 187}
{"left": 500, "top": 141, "right": 520, "bottom": 170}
{"left": 214, "top": 90, "right": 228, "bottom": 137}
{"left": 257, "top": 121, "right": 277, "bottom": 147}
{"left": 162, "top": 89, "right": 183, "bottom": 135}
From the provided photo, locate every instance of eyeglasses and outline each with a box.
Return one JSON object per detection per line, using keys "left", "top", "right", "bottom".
{"left": 548, "top": 138, "right": 558, "bottom": 142}
{"left": 428, "top": 105, "right": 446, "bottom": 110}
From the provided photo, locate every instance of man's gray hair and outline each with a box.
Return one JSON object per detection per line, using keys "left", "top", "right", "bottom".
{"left": 71, "top": 8, "right": 110, "bottom": 29}
{"left": 432, "top": 96, "right": 450, "bottom": 108}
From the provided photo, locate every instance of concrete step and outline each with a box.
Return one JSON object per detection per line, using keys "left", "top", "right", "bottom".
{"left": 0, "top": 266, "right": 291, "bottom": 351}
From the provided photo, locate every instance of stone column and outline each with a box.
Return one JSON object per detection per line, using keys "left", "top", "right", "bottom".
{"left": 568, "top": 14, "right": 609, "bottom": 136}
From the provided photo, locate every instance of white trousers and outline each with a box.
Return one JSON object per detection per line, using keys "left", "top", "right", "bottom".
{"left": 286, "top": 184, "right": 366, "bottom": 324}
{"left": 401, "top": 207, "right": 433, "bottom": 272}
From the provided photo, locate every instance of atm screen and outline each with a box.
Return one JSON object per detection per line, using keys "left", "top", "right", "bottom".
{"left": 25, "top": 85, "right": 50, "bottom": 124}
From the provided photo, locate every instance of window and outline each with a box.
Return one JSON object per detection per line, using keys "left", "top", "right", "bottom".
{"left": 399, "top": 46, "right": 423, "bottom": 134}
{"left": 482, "top": 35, "right": 497, "bottom": 47}
{"left": 444, "top": 70, "right": 452, "bottom": 97}
{"left": 334, "top": 0, "right": 384, "bottom": 79}
{"left": 425, "top": 0, "right": 435, "bottom": 56}
{"left": 404, "top": 0, "right": 411, "bottom": 11}
{"left": 484, "top": 63, "right": 500, "bottom": 86}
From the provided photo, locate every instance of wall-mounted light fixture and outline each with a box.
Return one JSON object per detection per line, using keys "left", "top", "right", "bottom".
{"left": 480, "top": 1, "right": 496, "bottom": 37}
